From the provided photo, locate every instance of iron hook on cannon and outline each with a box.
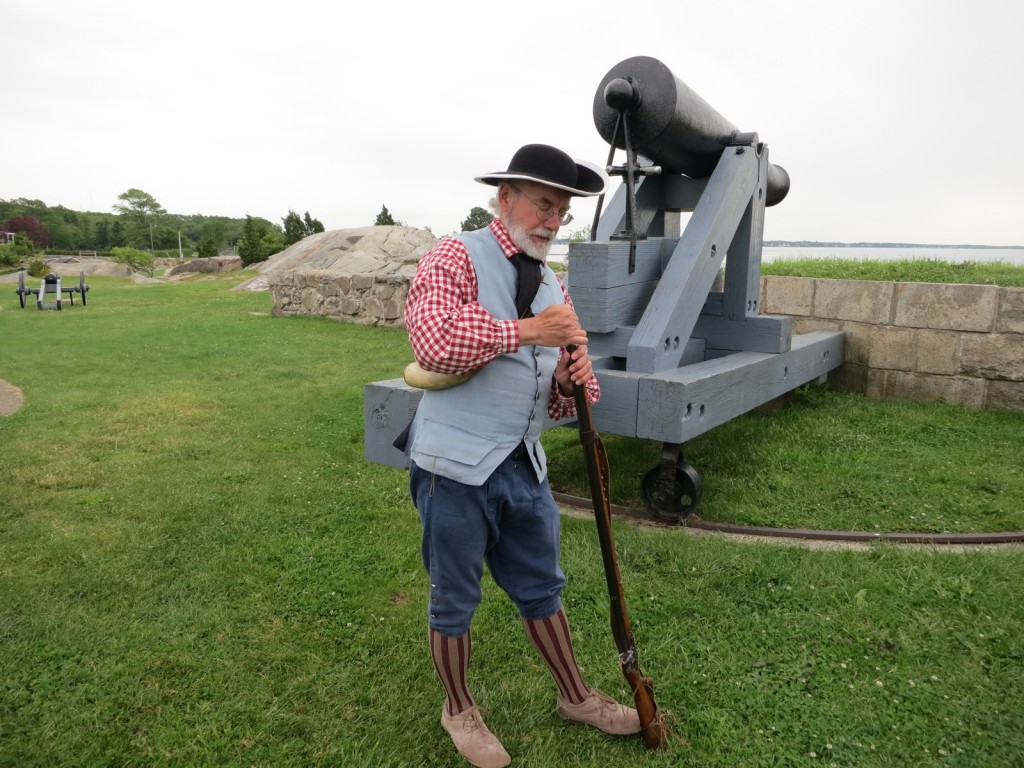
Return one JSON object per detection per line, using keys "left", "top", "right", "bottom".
{"left": 591, "top": 76, "right": 662, "bottom": 275}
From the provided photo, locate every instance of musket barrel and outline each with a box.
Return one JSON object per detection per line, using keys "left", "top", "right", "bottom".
{"left": 593, "top": 56, "right": 790, "bottom": 205}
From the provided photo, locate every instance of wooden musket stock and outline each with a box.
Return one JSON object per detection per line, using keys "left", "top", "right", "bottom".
{"left": 568, "top": 349, "right": 668, "bottom": 749}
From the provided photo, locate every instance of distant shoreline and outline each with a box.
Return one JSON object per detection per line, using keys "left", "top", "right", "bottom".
{"left": 764, "top": 241, "right": 1024, "bottom": 249}
{"left": 553, "top": 239, "right": 1024, "bottom": 249}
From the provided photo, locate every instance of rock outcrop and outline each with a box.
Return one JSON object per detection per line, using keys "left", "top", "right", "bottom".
{"left": 165, "top": 255, "right": 242, "bottom": 276}
{"left": 262, "top": 226, "right": 437, "bottom": 327}
{"left": 42, "top": 256, "right": 134, "bottom": 277}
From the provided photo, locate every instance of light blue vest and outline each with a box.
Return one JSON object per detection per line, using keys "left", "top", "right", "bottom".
{"left": 408, "top": 227, "right": 564, "bottom": 485}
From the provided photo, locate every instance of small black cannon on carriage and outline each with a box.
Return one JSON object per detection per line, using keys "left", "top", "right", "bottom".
{"left": 14, "top": 270, "right": 90, "bottom": 310}
{"left": 364, "top": 56, "right": 845, "bottom": 522}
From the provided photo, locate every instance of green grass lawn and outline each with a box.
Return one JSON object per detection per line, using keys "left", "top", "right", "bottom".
{"left": 1, "top": 273, "right": 1022, "bottom": 767}
{"left": 545, "top": 387, "right": 1024, "bottom": 535}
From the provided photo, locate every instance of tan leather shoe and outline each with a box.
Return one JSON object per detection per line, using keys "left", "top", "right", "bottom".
{"left": 441, "top": 706, "right": 512, "bottom": 768}
{"left": 557, "top": 689, "right": 641, "bottom": 735}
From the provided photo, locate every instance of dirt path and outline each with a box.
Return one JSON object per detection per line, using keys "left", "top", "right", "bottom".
{"left": 555, "top": 493, "right": 1023, "bottom": 552}
{"left": 0, "top": 379, "right": 24, "bottom": 416}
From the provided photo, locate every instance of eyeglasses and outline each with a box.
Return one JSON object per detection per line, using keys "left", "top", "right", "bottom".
{"left": 509, "top": 184, "right": 573, "bottom": 227}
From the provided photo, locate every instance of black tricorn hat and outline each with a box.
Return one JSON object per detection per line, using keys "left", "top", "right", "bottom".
{"left": 475, "top": 143, "right": 606, "bottom": 197}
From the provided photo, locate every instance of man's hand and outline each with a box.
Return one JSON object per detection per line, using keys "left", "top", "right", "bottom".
{"left": 554, "top": 345, "right": 594, "bottom": 395}
{"left": 518, "top": 304, "right": 588, "bottom": 349}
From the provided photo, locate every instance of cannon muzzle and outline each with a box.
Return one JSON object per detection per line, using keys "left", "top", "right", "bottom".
{"left": 593, "top": 56, "right": 790, "bottom": 205}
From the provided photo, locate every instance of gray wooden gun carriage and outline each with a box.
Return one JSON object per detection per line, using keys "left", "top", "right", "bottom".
{"left": 15, "top": 270, "right": 90, "bottom": 310}
{"left": 364, "top": 56, "right": 845, "bottom": 521}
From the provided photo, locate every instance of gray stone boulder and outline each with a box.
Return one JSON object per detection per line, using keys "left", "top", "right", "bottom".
{"left": 262, "top": 226, "right": 437, "bottom": 327}
{"left": 165, "top": 255, "right": 242, "bottom": 276}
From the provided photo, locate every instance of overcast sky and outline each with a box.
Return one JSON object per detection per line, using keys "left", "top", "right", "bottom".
{"left": 3, "top": 0, "right": 1022, "bottom": 246}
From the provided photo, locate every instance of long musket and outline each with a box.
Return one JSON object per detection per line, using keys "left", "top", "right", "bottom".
{"left": 568, "top": 349, "right": 668, "bottom": 749}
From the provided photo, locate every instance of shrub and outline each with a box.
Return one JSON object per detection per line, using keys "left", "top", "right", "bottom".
{"left": 197, "top": 239, "right": 218, "bottom": 258}
{"left": 26, "top": 257, "right": 48, "bottom": 277}
{"left": 0, "top": 232, "right": 36, "bottom": 267}
{"left": 111, "top": 246, "right": 155, "bottom": 276}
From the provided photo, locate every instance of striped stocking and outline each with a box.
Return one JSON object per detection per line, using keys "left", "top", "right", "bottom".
{"left": 429, "top": 628, "right": 475, "bottom": 716}
{"left": 522, "top": 608, "right": 590, "bottom": 705}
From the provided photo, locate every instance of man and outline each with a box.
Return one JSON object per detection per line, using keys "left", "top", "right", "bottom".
{"left": 401, "top": 144, "right": 640, "bottom": 768}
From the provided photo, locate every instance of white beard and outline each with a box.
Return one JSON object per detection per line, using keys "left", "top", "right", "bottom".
{"left": 504, "top": 218, "right": 555, "bottom": 262}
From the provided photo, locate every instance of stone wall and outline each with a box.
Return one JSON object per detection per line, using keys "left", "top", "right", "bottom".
{"left": 269, "top": 269, "right": 413, "bottom": 327}
{"left": 267, "top": 241, "right": 1024, "bottom": 411}
{"left": 762, "top": 276, "right": 1024, "bottom": 412}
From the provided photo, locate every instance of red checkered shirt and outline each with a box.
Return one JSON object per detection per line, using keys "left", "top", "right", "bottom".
{"left": 405, "top": 219, "right": 599, "bottom": 421}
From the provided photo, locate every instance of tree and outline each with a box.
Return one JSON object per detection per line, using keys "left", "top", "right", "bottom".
{"left": 374, "top": 204, "right": 395, "bottom": 226}
{"left": 282, "top": 211, "right": 305, "bottom": 245}
{"left": 282, "top": 210, "right": 326, "bottom": 245}
{"left": 113, "top": 188, "right": 166, "bottom": 250}
{"left": 4, "top": 215, "right": 50, "bottom": 248}
{"left": 111, "top": 246, "right": 155, "bottom": 276}
{"left": 198, "top": 219, "right": 228, "bottom": 253}
{"left": 303, "top": 211, "right": 324, "bottom": 236}
{"left": 93, "top": 220, "right": 111, "bottom": 250}
{"left": 460, "top": 206, "right": 492, "bottom": 232}
{"left": 0, "top": 198, "right": 270, "bottom": 254}
{"left": 237, "top": 215, "right": 285, "bottom": 266}
{"left": 110, "top": 221, "right": 126, "bottom": 248}
{"left": 567, "top": 225, "right": 591, "bottom": 242}
{"left": 150, "top": 226, "right": 180, "bottom": 250}
{"left": 237, "top": 216, "right": 264, "bottom": 265}
{"left": 113, "top": 188, "right": 165, "bottom": 221}
{"left": 196, "top": 239, "right": 218, "bottom": 258}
